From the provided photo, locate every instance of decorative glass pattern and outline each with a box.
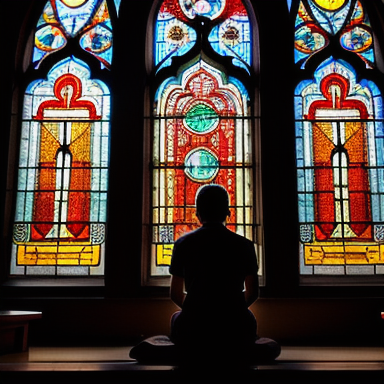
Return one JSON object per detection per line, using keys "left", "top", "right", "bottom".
{"left": 295, "top": 1, "right": 329, "bottom": 65}
{"left": 307, "top": 0, "right": 351, "bottom": 34}
{"left": 148, "top": 0, "right": 259, "bottom": 280}
{"left": 151, "top": 57, "right": 254, "bottom": 276}
{"left": 295, "top": 57, "right": 384, "bottom": 276}
{"left": 339, "top": 0, "right": 374, "bottom": 66}
{"left": 11, "top": 57, "right": 110, "bottom": 276}
{"left": 295, "top": 0, "right": 374, "bottom": 68}
{"left": 154, "top": 0, "right": 252, "bottom": 72}
{"left": 208, "top": 0, "right": 252, "bottom": 72}
{"left": 155, "top": 2, "right": 197, "bottom": 70}
{"left": 34, "top": 0, "right": 113, "bottom": 69}
{"left": 294, "top": 0, "right": 383, "bottom": 278}
{"left": 179, "top": 0, "right": 226, "bottom": 20}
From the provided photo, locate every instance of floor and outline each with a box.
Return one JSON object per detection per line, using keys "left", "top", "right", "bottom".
{"left": 1, "top": 345, "right": 384, "bottom": 363}
{"left": 0, "top": 346, "right": 134, "bottom": 363}
{"left": 1, "top": 346, "right": 384, "bottom": 384}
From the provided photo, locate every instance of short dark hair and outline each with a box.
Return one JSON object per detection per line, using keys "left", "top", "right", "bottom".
{"left": 195, "top": 184, "right": 230, "bottom": 222}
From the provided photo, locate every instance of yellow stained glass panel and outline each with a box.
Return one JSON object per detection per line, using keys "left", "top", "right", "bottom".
{"left": 156, "top": 244, "right": 174, "bottom": 266}
{"left": 313, "top": 0, "right": 347, "bottom": 11}
{"left": 304, "top": 242, "right": 384, "bottom": 265}
{"left": 16, "top": 242, "right": 101, "bottom": 266}
{"left": 61, "top": 0, "right": 88, "bottom": 7}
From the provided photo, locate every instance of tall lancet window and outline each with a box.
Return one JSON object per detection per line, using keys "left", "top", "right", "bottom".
{"left": 143, "top": 0, "right": 262, "bottom": 284}
{"left": 11, "top": 0, "right": 116, "bottom": 276}
{"left": 293, "top": 0, "right": 384, "bottom": 277}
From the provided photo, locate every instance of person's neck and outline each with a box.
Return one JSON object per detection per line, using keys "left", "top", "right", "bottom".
{"left": 202, "top": 221, "right": 226, "bottom": 226}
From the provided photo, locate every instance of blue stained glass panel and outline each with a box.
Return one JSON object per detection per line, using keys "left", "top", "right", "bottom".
{"left": 380, "top": 196, "right": 384, "bottom": 221}
{"left": 155, "top": 12, "right": 197, "bottom": 68}
{"left": 294, "top": 99, "right": 304, "bottom": 120}
{"left": 35, "top": 25, "right": 67, "bottom": 54}
{"left": 359, "top": 48, "right": 375, "bottom": 65}
{"left": 297, "top": 194, "right": 306, "bottom": 222}
{"left": 55, "top": 0, "right": 99, "bottom": 37}
{"left": 37, "top": 1, "right": 55, "bottom": 28}
{"left": 372, "top": 195, "right": 380, "bottom": 221}
{"left": 296, "top": 138, "right": 304, "bottom": 163}
{"left": 340, "top": 26, "right": 372, "bottom": 53}
{"left": 80, "top": 24, "right": 113, "bottom": 68}
{"left": 228, "top": 76, "right": 249, "bottom": 97}
{"left": 297, "top": 169, "right": 305, "bottom": 192}
{"left": 308, "top": 0, "right": 352, "bottom": 35}
{"left": 208, "top": 14, "right": 252, "bottom": 67}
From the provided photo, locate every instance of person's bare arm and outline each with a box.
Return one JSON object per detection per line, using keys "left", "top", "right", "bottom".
{"left": 170, "top": 275, "right": 185, "bottom": 309}
{"left": 244, "top": 274, "right": 259, "bottom": 307}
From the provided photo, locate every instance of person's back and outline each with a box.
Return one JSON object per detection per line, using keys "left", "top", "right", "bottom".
{"left": 169, "top": 185, "right": 259, "bottom": 364}
{"left": 172, "top": 223, "right": 256, "bottom": 312}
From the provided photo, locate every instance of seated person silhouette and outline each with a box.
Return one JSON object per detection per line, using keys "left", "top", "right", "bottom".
{"left": 129, "top": 184, "right": 280, "bottom": 365}
{"left": 169, "top": 184, "right": 260, "bottom": 366}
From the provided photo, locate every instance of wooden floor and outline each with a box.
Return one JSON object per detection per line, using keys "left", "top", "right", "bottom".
{"left": 1, "top": 346, "right": 384, "bottom": 384}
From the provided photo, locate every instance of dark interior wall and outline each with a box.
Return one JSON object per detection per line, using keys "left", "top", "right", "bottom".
{"left": 2, "top": 297, "right": 383, "bottom": 347}
{"left": 1, "top": 0, "right": 384, "bottom": 349}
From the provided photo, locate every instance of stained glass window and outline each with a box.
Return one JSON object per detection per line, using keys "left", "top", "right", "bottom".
{"left": 208, "top": 1, "right": 252, "bottom": 73}
{"left": 149, "top": 0, "right": 259, "bottom": 279}
{"left": 11, "top": 57, "right": 110, "bottom": 276}
{"left": 11, "top": 0, "right": 116, "bottom": 276}
{"left": 294, "top": 0, "right": 384, "bottom": 277}
{"left": 34, "top": 0, "right": 113, "bottom": 69}
{"left": 295, "top": 0, "right": 374, "bottom": 68}
{"left": 155, "top": 0, "right": 252, "bottom": 73}
{"left": 155, "top": 1, "right": 197, "bottom": 71}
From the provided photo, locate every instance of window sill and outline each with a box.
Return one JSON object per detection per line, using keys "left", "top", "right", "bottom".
{"left": 300, "top": 275, "right": 384, "bottom": 287}
{"left": 0, "top": 277, "right": 105, "bottom": 298}
{"left": 2, "top": 277, "right": 105, "bottom": 287}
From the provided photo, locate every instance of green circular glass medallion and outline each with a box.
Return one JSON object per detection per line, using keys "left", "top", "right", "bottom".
{"left": 184, "top": 148, "right": 219, "bottom": 182}
{"left": 185, "top": 104, "right": 219, "bottom": 134}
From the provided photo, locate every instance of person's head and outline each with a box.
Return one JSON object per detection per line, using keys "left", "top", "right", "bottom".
{"left": 195, "top": 184, "right": 230, "bottom": 224}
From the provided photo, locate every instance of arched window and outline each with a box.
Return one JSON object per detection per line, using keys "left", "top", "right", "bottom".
{"left": 11, "top": 0, "right": 116, "bottom": 276}
{"left": 144, "top": 0, "right": 262, "bottom": 283}
{"left": 294, "top": 0, "right": 384, "bottom": 277}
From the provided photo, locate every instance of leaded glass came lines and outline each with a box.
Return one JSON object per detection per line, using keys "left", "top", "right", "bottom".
{"left": 151, "top": 57, "right": 254, "bottom": 275}
{"left": 11, "top": 57, "right": 110, "bottom": 276}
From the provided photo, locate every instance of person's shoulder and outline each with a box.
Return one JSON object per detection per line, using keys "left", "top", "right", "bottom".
{"left": 224, "top": 226, "right": 251, "bottom": 241}
{"left": 224, "top": 227, "right": 255, "bottom": 247}
{"left": 174, "top": 227, "right": 202, "bottom": 246}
